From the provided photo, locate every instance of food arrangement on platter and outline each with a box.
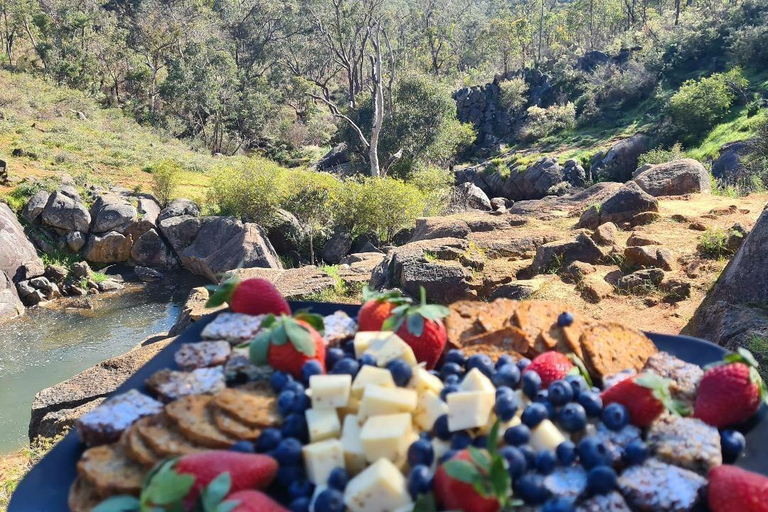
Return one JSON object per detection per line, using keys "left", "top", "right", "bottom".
{"left": 66, "top": 278, "right": 768, "bottom": 512}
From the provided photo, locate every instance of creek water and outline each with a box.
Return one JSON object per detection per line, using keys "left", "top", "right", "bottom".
{"left": 0, "top": 273, "right": 203, "bottom": 454}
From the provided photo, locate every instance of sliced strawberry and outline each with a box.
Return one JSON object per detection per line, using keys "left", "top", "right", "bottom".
{"left": 250, "top": 313, "right": 326, "bottom": 378}
{"left": 383, "top": 288, "right": 449, "bottom": 369}
{"left": 206, "top": 277, "right": 290, "bottom": 316}
{"left": 709, "top": 465, "right": 768, "bottom": 512}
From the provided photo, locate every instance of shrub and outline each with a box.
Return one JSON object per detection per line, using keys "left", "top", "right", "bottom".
{"left": 498, "top": 78, "right": 529, "bottom": 115}
{"left": 149, "top": 160, "right": 182, "bottom": 207}
{"left": 730, "top": 21, "right": 768, "bottom": 66}
{"left": 669, "top": 69, "right": 749, "bottom": 137}
{"left": 520, "top": 103, "right": 576, "bottom": 141}
{"left": 409, "top": 166, "right": 455, "bottom": 216}
{"left": 591, "top": 62, "right": 657, "bottom": 109}
{"left": 638, "top": 143, "right": 686, "bottom": 167}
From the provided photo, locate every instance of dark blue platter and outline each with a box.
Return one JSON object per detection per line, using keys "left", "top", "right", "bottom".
{"left": 9, "top": 302, "right": 767, "bottom": 511}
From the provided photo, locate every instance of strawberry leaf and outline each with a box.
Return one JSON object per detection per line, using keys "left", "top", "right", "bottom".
{"left": 407, "top": 314, "right": 425, "bottom": 337}
{"left": 444, "top": 459, "right": 481, "bottom": 484}
{"left": 92, "top": 496, "right": 140, "bottom": 512}
{"left": 567, "top": 354, "right": 593, "bottom": 387}
{"left": 205, "top": 278, "right": 238, "bottom": 308}
{"left": 381, "top": 315, "right": 405, "bottom": 332}
{"left": 143, "top": 468, "right": 195, "bottom": 506}
{"left": 294, "top": 311, "right": 325, "bottom": 334}
{"left": 468, "top": 446, "right": 491, "bottom": 472}
{"left": 271, "top": 323, "right": 288, "bottom": 346}
{"left": 487, "top": 420, "right": 500, "bottom": 456}
{"left": 201, "top": 472, "right": 232, "bottom": 512}
{"left": 412, "top": 492, "right": 438, "bottom": 512}
{"left": 489, "top": 456, "right": 510, "bottom": 503}
{"left": 249, "top": 332, "right": 271, "bottom": 366}
{"left": 261, "top": 314, "right": 277, "bottom": 330}
{"left": 285, "top": 318, "right": 317, "bottom": 357}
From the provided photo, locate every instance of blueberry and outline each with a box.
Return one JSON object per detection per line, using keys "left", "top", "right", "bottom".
{"left": 387, "top": 359, "right": 413, "bottom": 387}
{"left": 548, "top": 380, "right": 574, "bottom": 406}
{"left": 558, "top": 403, "right": 587, "bottom": 433}
{"left": 273, "top": 438, "right": 303, "bottom": 465}
{"left": 342, "top": 340, "right": 356, "bottom": 356}
{"left": 270, "top": 371, "right": 292, "bottom": 392}
{"left": 517, "top": 357, "right": 532, "bottom": 372}
{"left": 408, "top": 465, "right": 433, "bottom": 498}
{"left": 433, "top": 414, "right": 451, "bottom": 441}
{"left": 419, "top": 431, "right": 432, "bottom": 440}
{"left": 495, "top": 393, "right": 519, "bottom": 422}
{"left": 332, "top": 357, "right": 360, "bottom": 377}
{"left": 522, "top": 371, "right": 542, "bottom": 398}
{"left": 558, "top": 311, "right": 574, "bottom": 327}
{"left": 496, "top": 354, "right": 516, "bottom": 369}
{"left": 602, "top": 403, "right": 629, "bottom": 431}
{"left": 556, "top": 441, "right": 577, "bottom": 465}
{"left": 441, "top": 362, "right": 464, "bottom": 379}
{"left": 281, "top": 413, "right": 309, "bottom": 443}
{"left": 288, "top": 479, "right": 315, "bottom": 499}
{"left": 291, "top": 392, "right": 312, "bottom": 414}
{"left": 565, "top": 375, "right": 588, "bottom": 398}
{"left": 451, "top": 431, "right": 473, "bottom": 450}
{"left": 536, "top": 450, "right": 557, "bottom": 475}
{"left": 278, "top": 390, "right": 298, "bottom": 416}
{"left": 542, "top": 497, "right": 576, "bottom": 512}
{"left": 493, "top": 364, "right": 522, "bottom": 389}
{"left": 622, "top": 439, "right": 650, "bottom": 466}
{"left": 504, "top": 424, "right": 531, "bottom": 446}
{"left": 519, "top": 445, "right": 537, "bottom": 467}
{"left": 229, "top": 440, "right": 255, "bottom": 453}
{"left": 284, "top": 380, "right": 305, "bottom": 395}
{"left": 440, "top": 449, "right": 458, "bottom": 463}
{"left": 444, "top": 374, "right": 460, "bottom": 385}
{"left": 255, "top": 428, "right": 282, "bottom": 452}
{"left": 408, "top": 438, "right": 435, "bottom": 467}
{"left": 466, "top": 354, "right": 494, "bottom": 377}
{"left": 326, "top": 348, "right": 345, "bottom": 370}
{"left": 587, "top": 465, "right": 617, "bottom": 495}
{"left": 522, "top": 403, "right": 549, "bottom": 428}
{"left": 496, "top": 386, "right": 515, "bottom": 399}
{"left": 277, "top": 465, "right": 306, "bottom": 486}
{"left": 577, "top": 391, "right": 603, "bottom": 417}
{"left": 289, "top": 497, "right": 311, "bottom": 512}
{"left": 535, "top": 389, "right": 550, "bottom": 403}
{"left": 327, "top": 468, "right": 349, "bottom": 491}
{"left": 358, "top": 353, "right": 377, "bottom": 366}
{"left": 514, "top": 473, "right": 551, "bottom": 505}
{"left": 577, "top": 437, "right": 610, "bottom": 469}
{"left": 473, "top": 435, "right": 488, "bottom": 448}
{"left": 302, "top": 360, "right": 324, "bottom": 385}
{"left": 314, "top": 488, "right": 345, "bottom": 512}
{"left": 440, "top": 383, "right": 460, "bottom": 401}
{"left": 444, "top": 349, "right": 466, "bottom": 366}
{"left": 499, "top": 446, "right": 527, "bottom": 479}
{"left": 721, "top": 430, "right": 746, "bottom": 462}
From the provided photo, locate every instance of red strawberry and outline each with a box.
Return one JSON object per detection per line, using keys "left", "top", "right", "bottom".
{"left": 383, "top": 288, "right": 449, "bottom": 369}
{"left": 358, "top": 288, "right": 411, "bottom": 332}
{"left": 524, "top": 352, "right": 574, "bottom": 388}
{"left": 434, "top": 450, "right": 500, "bottom": 512}
{"left": 694, "top": 348, "right": 766, "bottom": 427}
{"left": 206, "top": 277, "right": 291, "bottom": 317}
{"left": 601, "top": 373, "right": 684, "bottom": 427}
{"left": 174, "top": 451, "right": 278, "bottom": 504}
{"left": 227, "top": 490, "right": 290, "bottom": 511}
{"left": 250, "top": 313, "right": 327, "bottom": 378}
{"left": 709, "top": 465, "right": 768, "bottom": 512}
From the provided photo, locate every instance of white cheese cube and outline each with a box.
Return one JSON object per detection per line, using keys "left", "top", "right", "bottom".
{"left": 366, "top": 335, "right": 418, "bottom": 367}
{"left": 358, "top": 384, "right": 417, "bottom": 421}
{"left": 302, "top": 439, "right": 345, "bottom": 486}
{"left": 309, "top": 374, "right": 352, "bottom": 409}
{"left": 344, "top": 458, "right": 413, "bottom": 512}
{"left": 306, "top": 407, "right": 341, "bottom": 443}
{"left": 341, "top": 415, "right": 368, "bottom": 475}
{"left": 338, "top": 395, "right": 361, "bottom": 420}
{"left": 352, "top": 365, "right": 396, "bottom": 398}
{"left": 353, "top": 331, "right": 393, "bottom": 357}
{"left": 360, "top": 413, "right": 413, "bottom": 463}
{"left": 529, "top": 419, "right": 566, "bottom": 452}
{"left": 446, "top": 390, "right": 495, "bottom": 431}
{"left": 459, "top": 368, "right": 496, "bottom": 393}
{"left": 408, "top": 366, "right": 444, "bottom": 395}
{"left": 413, "top": 390, "right": 448, "bottom": 431}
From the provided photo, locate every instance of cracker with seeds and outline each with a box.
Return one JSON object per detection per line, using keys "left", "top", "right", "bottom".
{"left": 123, "top": 417, "right": 161, "bottom": 467}
{"left": 136, "top": 414, "right": 203, "bottom": 457}
{"left": 211, "top": 383, "right": 279, "bottom": 428}
{"left": 68, "top": 477, "right": 103, "bottom": 512}
{"left": 212, "top": 408, "right": 262, "bottom": 440}
{"left": 166, "top": 395, "right": 238, "bottom": 449}
{"left": 77, "top": 444, "right": 145, "bottom": 497}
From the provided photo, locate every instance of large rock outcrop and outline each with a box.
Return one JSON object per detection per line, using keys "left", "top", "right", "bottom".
{"left": 578, "top": 182, "right": 659, "bottom": 228}
{"left": 131, "top": 229, "right": 175, "bottom": 268}
{"left": 159, "top": 215, "right": 203, "bottom": 254}
{"left": 633, "top": 159, "right": 711, "bottom": 197}
{"left": 180, "top": 217, "right": 282, "bottom": 282}
{"left": 83, "top": 231, "right": 133, "bottom": 263}
{"left": 531, "top": 233, "right": 604, "bottom": 274}
{"left": 0, "top": 203, "right": 44, "bottom": 283}
{"left": 90, "top": 195, "right": 138, "bottom": 233}
{"left": 455, "top": 156, "right": 565, "bottom": 201}
{"left": 0, "top": 270, "right": 23, "bottom": 322}
{"left": 711, "top": 140, "right": 754, "bottom": 185}
{"left": 40, "top": 190, "right": 91, "bottom": 233}
{"left": 591, "top": 134, "right": 650, "bottom": 181}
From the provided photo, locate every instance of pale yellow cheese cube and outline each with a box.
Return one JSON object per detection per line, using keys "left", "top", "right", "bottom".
{"left": 530, "top": 419, "right": 566, "bottom": 452}
{"left": 360, "top": 413, "right": 413, "bottom": 463}
{"left": 302, "top": 439, "right": 345, "bottom": 485}
{"left": 352, "top": 365, "right": 396, "bottom": 398}
{"left": 353, "top": 331, "right": 393, "bottom": 358}
{"left": 413, "top": 390, "right": 448, "bottom": 431}
{"left": 338, "top": 395, "right": 361, "bottom": 420}
{"left": 358, "top": 384, "right": 417, "bottom": 421}
{"left": 366, "top": 334, "right": 418, "bottom": 367}
{"left": 340, "top": 415, "right": 368, "bottom": 475}
{"left": 408, "top": 366, "right": 444, "bottom": 395}
{"left": 459, "top": 367, "right": 496, "bottom": 393}
{"left": 305, "top": 407, "right": 341, "bottom": 443}
{"left": 344, "top": 458, "right": 413, "bottom": 512}
{"left": 309, "top": 374, "right": 352, "bottom": 409}
{"left": 446, "top": 390, "right": 495, "bottom": 431}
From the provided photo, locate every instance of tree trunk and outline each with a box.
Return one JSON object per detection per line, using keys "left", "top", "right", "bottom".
{"left": 537, "top": 0, "right": 545, "bottom": 66}
{"left": 369, "top": 29, "right": 384, "bottom": 178}
{"left": 675, "top": 0, "right": 681, "bottom": 25}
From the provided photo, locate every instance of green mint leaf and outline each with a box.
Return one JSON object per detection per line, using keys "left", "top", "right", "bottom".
{"left": 487, "top": 420, "right": 501, "bottom": 456}
{"left": 143, "top": 469, "right": 195, "bottom": 505}
{"left": 201, "top": 472, "right": 232, "bottom": 511}
{"left": 249, "top": 332, "right": 271, "bottom": 366}
{"left": 92, "top": 495, "right": 140, "bottom": 512}
{"left": 285, "top": 319, "right": 317, "bottom": 357}
{"left": 468, "top": 446, "right": 491, "bottom": 472}
{"left": 489, "top": 456, "right": 510, "bottom": 500}
{"left": 407, "top": 314, "right": 425, "bottom": 337}
{"left": 205, "top": 280, "right": 237, "bottom": 308}
{"left": 412, "top": 492, "right": 438, "bottom": 512}
{"left": 443, "top": 460, "right": 481, "bottom": 484}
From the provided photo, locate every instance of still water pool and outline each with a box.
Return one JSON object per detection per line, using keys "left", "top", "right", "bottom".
{"left": 0, "top": 274, "right": 203, "bottom": 454}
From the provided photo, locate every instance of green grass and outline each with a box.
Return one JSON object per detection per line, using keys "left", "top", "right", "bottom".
{"left": 91, "top": 271, "right": 109, "bottom": 283}
{"left": 0, "top": 435, "right": 64, "bottom": 510}
{"left": 686, "top": 107, "right": 767, "bottom": 162}
{"left": 697, "top": 229, "right": 739, "bottom": 260}
{"left": 747, "top": 334, "right": 768, "bottom": 382}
